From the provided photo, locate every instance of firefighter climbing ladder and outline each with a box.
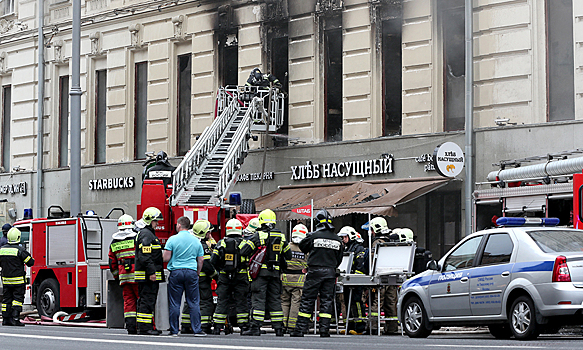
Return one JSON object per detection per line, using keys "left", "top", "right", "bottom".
{"left": 172, "top": 86, "right": 285, "bottom": 207}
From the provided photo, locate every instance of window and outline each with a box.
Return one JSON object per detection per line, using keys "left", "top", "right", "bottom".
{"left": 527, "top": 229, "right": 583, "bottom": 253}
{"left": 443, "top": 235, "right": 483, "bottom": 271}
{"left": 426, "top": 191, "right": 462, "bottom": 259}
{"left": 271, "top": 35, "right": 289, "bottom": 147}
{"left": 546, "top": 0, "right": 574, "bottom": 121}
{"left": 382, "top": 18, "right": 402, "bottom": 136}
{"left": 95, "top": 70, "right": 107, "bottom": 164}
{"left": 479, "top": 234, "right": 513, "bottom": 265}
{"left": 134, "top": 62, "right": 147, "bottom": 160}
{"left": 58, "top": 76, "right": 69, "bottom": 167}
{"left": 440, "top": 0, "right": 465, "bottom": 131}
{"left": 1, "top": 85, "right": 10, "bottom": 172}
{"left": 1, "top": 0, "right": 15, "bottom": 16}
{"left": 324, "top": 18, "right": 342, "bottom": 142}
{"left": 177, "top": 54, "right": 191, "bottom": 156}
{"left": 219, "top": 32, "right": 238, "bottom": 87}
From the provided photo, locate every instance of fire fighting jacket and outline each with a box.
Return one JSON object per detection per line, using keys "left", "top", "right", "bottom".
{"left": 134, "top": 225, "right": 165, "bottom": 282}
{"left": 281, "top": 242, "right": 307, "bottom": 287}
{"left": 239, "top": 228, "right": 291, "bottom": 276}
{"left": 0, "top": 243, "right": 34, "bottom": 285}
{"left": 199, "top": 238, "right": 216, "bottom": 279}
{"left": 108, "top": 229, "right": 137, "bottom": 285}
{"left": 345, "top": 240, "right": 368, "bottom": 275}
{"left": 211, "top": 235, "right": 248, "bottom": 274}
{"left": 299, "top": 227, "right": 343, "bottom": 269}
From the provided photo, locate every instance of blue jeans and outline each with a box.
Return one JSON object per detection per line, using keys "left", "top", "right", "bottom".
{"left": 168, "top": 269, "right": 202, "bottom": 334}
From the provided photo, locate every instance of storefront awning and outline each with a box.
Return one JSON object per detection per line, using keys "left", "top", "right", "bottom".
{"left": 255, "top": 177, "right": 452, "bottom": 221}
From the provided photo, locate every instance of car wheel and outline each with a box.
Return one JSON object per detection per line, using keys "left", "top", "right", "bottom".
{"left": 509, "top": 295, "right": 540, "bottom": 340}
{"left": 239, "top": 199, "right": 256, "bottom": 214}
{"left": 37, "top": 278, "right": 60, "bottom": 318}
{"left": 402, "top": 296, "right": 432, "bottom": 338}
{"left": 488, "top": 324, "right": 513, "bottom": 339}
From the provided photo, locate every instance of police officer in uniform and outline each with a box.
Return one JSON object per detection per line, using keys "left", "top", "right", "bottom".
{"left": 290, "top": 210, "right": 343, "bottom": 337}
{"left": 339, "top": 226, "right": 368, "bottom": 335}
{"left": 143, "top": 151, "right": 176, "bottom": 189}
{"left": 0, "top": 227, "right": 34, "bottom": 326}
{"left": 281, "top": 224, "right": 308, "bottom": 334}
{"left": 369, "top": 216, "right": 399, "bottom": 335}
{"left": 181, "top": 219, "right": 217, "bottom": 334}
{"left": 211, "top": 218, "right": 250, "bottom": 334}
{"left": 108, "top": 214, "right": 139, "bottom": 334}
{"left": 240, "top": 209, "right": 291, "bottom": 336}
{"left": 134, "top": 207, "right": 165, "bottom": 335}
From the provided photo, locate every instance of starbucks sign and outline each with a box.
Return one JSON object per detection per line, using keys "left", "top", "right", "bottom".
{"left": 433, "top": 142, "right": 464, "bottom": 177}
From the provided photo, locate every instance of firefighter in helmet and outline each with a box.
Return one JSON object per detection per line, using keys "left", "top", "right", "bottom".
{"left": 246, "top": 67, "right": 282, "bottom": 88}
{"left": 143, "top": 151, "right": 176, "bottom": 189}
{"left": 290, "top": 209, "right": 343, "bottom": 337}
{"left": 369, "top": 216, "right": 399, "bottom": 335}
{"left": 0, "top": 227, "right": 34, "bottom": 326}
{"left": 281, "top": 223, "right": 308, "bottom": 334}
{"left": 134, "top": 207, "right": 165, "bottom": 335}
{"left": 108, "top": 214, "right": 139, "bottom": 334}
{"left": 393, "top": 228, "right": 433, "bottom": 275}
{"left": 211, "top": 218, "right": 250, "bottom": 334}
{"left": 239, "top": 209, "right": 291, "bottom": 336}
{"left": 243, "top": 218, "right": 260, "bottom": 239}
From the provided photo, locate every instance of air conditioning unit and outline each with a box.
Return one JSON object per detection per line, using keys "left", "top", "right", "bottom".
{"left": 0, "top": 202, "right": 16, "bottom": 226}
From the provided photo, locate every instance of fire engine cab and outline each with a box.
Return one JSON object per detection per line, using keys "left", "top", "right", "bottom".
{"left": 13, "top": 206, "right": 118, "bottom": 318}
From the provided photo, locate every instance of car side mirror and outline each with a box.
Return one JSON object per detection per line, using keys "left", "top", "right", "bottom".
{"left": 427, "top": 260, "right": 438, "bottom": 271}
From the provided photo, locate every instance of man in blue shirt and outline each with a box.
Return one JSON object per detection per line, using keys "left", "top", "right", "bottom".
{"left": 163, "top": 216, "right": 206, "bottom": 336}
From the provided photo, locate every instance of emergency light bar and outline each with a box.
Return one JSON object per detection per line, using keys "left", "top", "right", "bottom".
{"left": 496, "top": 217, "right": 560, "bottom": 227}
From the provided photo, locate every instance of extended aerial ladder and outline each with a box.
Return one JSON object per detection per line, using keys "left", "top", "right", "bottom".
{"left": 171, "top": 86, "right": 285, "bottom": 207}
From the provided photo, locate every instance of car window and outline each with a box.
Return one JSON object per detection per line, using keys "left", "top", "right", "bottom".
{"left": 443, "top": 235, "right": 483, "bottom": 271}
{"left": 527, "top": 229, "right": 583, "bottom": 253}
{"left": 479, "top": 233, "right": 513, "bottom": 266}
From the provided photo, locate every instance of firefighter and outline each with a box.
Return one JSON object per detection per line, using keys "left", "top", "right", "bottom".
{"left": 394, "top": 228, "right": 433, "bottom": 275}
{"left": 281, "top": 223, "right": 308, "bottom": 334}
{"left": 143, "top": 151, "right": 176, "bottom": 189}
{"left": 243, "top": 218, "right": 260, "bottom": 239}
{"left": 0, "top": 227, "right": 34, "bottom": 326}
{"left": 369, "top": 216, "right": 399, "bottom": 335}
{"left": 246, "top": 67, "right": 282, "bottom": 88}
{"left": 211, "top": 218, "right": 250, "bottom": 334}
{"left": 0, "top": 223, "right": 11, "bottom": 248}
{"left": 290, "top": 209, "right": 343, "bottom": 338}
{"left": 339, "top": 226, "right": 368, "bottom": 335}
{"left": 181, "top": 219, "right": 216, "bottom": 334}
{"left": 134, "top": 207, "right": 165, "bottom": 335}
{"left": 239, "top": 209, "right": 291, "bottom": 336}
{"left": 108, "top": 214, "right": 139, "bottom": 334}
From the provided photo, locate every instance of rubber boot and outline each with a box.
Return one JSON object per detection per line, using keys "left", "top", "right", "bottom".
{"left": 241, "top": 324, "right": 261, "bottom": 336}
{"left": 2, "top": 310, "right": 13, "bottom": 326}
{"left": 201, "top": 324, "right": 212, "bottom": 334}
{"left": 290, "top": 315, "right": 309, "bottom": 337}
{"left": 239, "top": 323, "right": 250, "bottom": 334}
{"left": 275, "top": 328, "right": 284, "bottom": 337}
{"left": 319, "top": 318, "right": 331, "bottom": 337}
{"left": 125, "top": 317, "right": 137, "bottom": 334}
{"left": 11, "top": 308, "right": 24, "bottom": 327}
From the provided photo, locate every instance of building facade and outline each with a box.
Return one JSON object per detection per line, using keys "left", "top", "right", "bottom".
{"left": 0, "top": 0, "right": 581, "bottom": 258}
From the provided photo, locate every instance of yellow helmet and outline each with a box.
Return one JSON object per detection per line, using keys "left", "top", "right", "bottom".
{"left": 142, "top": 207, "right": 163, "bottom": 225}
{"left": 258, "top": 209, "right": 276, "bottom": 227}
{"left": 7, "top": 227, "right": 21, "bottom": 244}
{"left": 370, "top": 217, "right": 388, "bottom": 234}
{"left": 226, "top": 219, "right": 243, "bottom": 236}
{"left": 192, "top": 219, "right": 212, "bottom": 239}
{"left": 246, "top": 218, "right": 260, "bottom": 233}
{"left": 117, "top": 214, "right": 135, "bottom": 230}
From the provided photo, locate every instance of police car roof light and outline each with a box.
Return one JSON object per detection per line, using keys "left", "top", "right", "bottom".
{"left": 496, "top": 217, "right": 560, "bottom": 227}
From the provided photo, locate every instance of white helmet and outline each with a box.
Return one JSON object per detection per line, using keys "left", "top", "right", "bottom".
{"left": 291, "top": 224, "right": 308, "bottom": 243}
{"left": 393, "top": 228, "right": 414, "bottom": 243}
{"left": 339, "top": 226, "right": 359, "bottom": 241}
{"left": 117, "top": 214, "right": 135, "bottom": 230}
{"left": 226, "top": 218, "right": 243, "bottom": 236}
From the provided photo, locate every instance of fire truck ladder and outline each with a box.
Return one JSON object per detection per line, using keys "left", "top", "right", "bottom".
{"left": 171, "top": 86, "right": 285, "bottom": 207}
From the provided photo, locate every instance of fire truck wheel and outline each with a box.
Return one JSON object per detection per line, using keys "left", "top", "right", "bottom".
{"left": 240, "top": 199, "right": 256, "bottom": 214}
{"left": 37, "top": 278, "right": 60, "bottom": 318}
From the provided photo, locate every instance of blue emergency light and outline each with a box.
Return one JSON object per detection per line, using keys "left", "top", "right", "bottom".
{"left": 229, "top": 192, "right": 242, "bottom": 206}
{"left": 496, "top": 217, "right": 560, "bottom": 227}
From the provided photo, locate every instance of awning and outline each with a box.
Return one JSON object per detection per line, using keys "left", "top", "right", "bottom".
{"left": 255, "top": 177, "right": 452, "bottom": 221}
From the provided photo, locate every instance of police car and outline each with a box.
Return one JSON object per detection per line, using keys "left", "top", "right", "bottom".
{"left": 397, "top": 217, "right": 583, "bottom": 340}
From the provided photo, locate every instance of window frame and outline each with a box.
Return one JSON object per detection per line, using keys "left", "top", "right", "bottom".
{"left": 476, "top": 233, "right": 514, "bottom": 267}
{"left": 441, "top": 235, "right": 484, "bottom": 272}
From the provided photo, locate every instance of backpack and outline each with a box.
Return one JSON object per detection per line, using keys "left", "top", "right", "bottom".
{"left": 222, "top": 237, "right": 240, "bottom": 273}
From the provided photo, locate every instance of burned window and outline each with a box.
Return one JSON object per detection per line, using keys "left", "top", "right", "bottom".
{"left": 546, "top": 0, "right": 574, "bottom": 122}
{"left": 219, "top": 32, "right": 238, "bottom": 87}
{"left": 440, "top": 0, "right": 465, "bottom": 132}
{"left": 267, "top": 24, "right": 289, "bottom": 147}
{"left": 383, "top": 18, "right": 402, "bottom": 136}
{"left": 177, "top": 54, "right": 192, "bottom": 156}
{"left": 324, "top": 16, "right": 343, "bottom": 142}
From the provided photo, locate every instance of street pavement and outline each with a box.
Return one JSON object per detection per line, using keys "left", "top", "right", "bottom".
{"left": 0, "top": 325, "right": 583, "bottom": 350}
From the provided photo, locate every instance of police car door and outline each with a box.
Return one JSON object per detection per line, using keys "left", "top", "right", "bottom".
{"left": 428, "top": 235, "right": 484, "bottom": 317}
{"left": 469, "top": 233, "right": 514, "bottom": 316}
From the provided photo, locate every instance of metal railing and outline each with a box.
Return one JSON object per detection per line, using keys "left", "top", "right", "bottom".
{"left": 218, "top": 86, "right": 284, "bottom": 129}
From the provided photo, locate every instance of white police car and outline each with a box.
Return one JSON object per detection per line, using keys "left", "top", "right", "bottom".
{"left": 397, "top": 217, "right": 583, "bottom": 340}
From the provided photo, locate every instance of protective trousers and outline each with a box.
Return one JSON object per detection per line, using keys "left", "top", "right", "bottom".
{"left": 213, "top": 272, "right": 249, "bottom": 328}
{"left": 137, "top": 281, "right": 159, "bottom": 332}
{"left": 249, "top": 273, "right": 284, "bottom": 330}
{"left": 295, "top": 267, "right": 336, "bottom": 335}
{"left": 370, "top": 285, "right": 399, "bottom": 333}
{"left": 2, "top": 284, "right": 24, "bottom": 325}
{"left": 281, "top": 285, "right": 302, "bottom": 330}
{"left": 123, "top": 283, "right": 139, "bottom": 332}
{"left": 345, "top": 286, "right": 366, "bottom": 333}
{"left": 183, "top": 276, "right": 214, "bottom": 331}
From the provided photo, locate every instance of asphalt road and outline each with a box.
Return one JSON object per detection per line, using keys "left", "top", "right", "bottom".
{"left": 1, "top": 325, "right": 583, "bottom": 350}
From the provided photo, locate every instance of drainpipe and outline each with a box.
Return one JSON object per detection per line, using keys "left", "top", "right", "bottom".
{"left": 70, "top": 0, "right": 82, "bottom": 216}
{"left": 464, "top": 0, "right": 474, "bottom": 236}
{"left": 36, "top": 0, "right": 44, "bottom": 218}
